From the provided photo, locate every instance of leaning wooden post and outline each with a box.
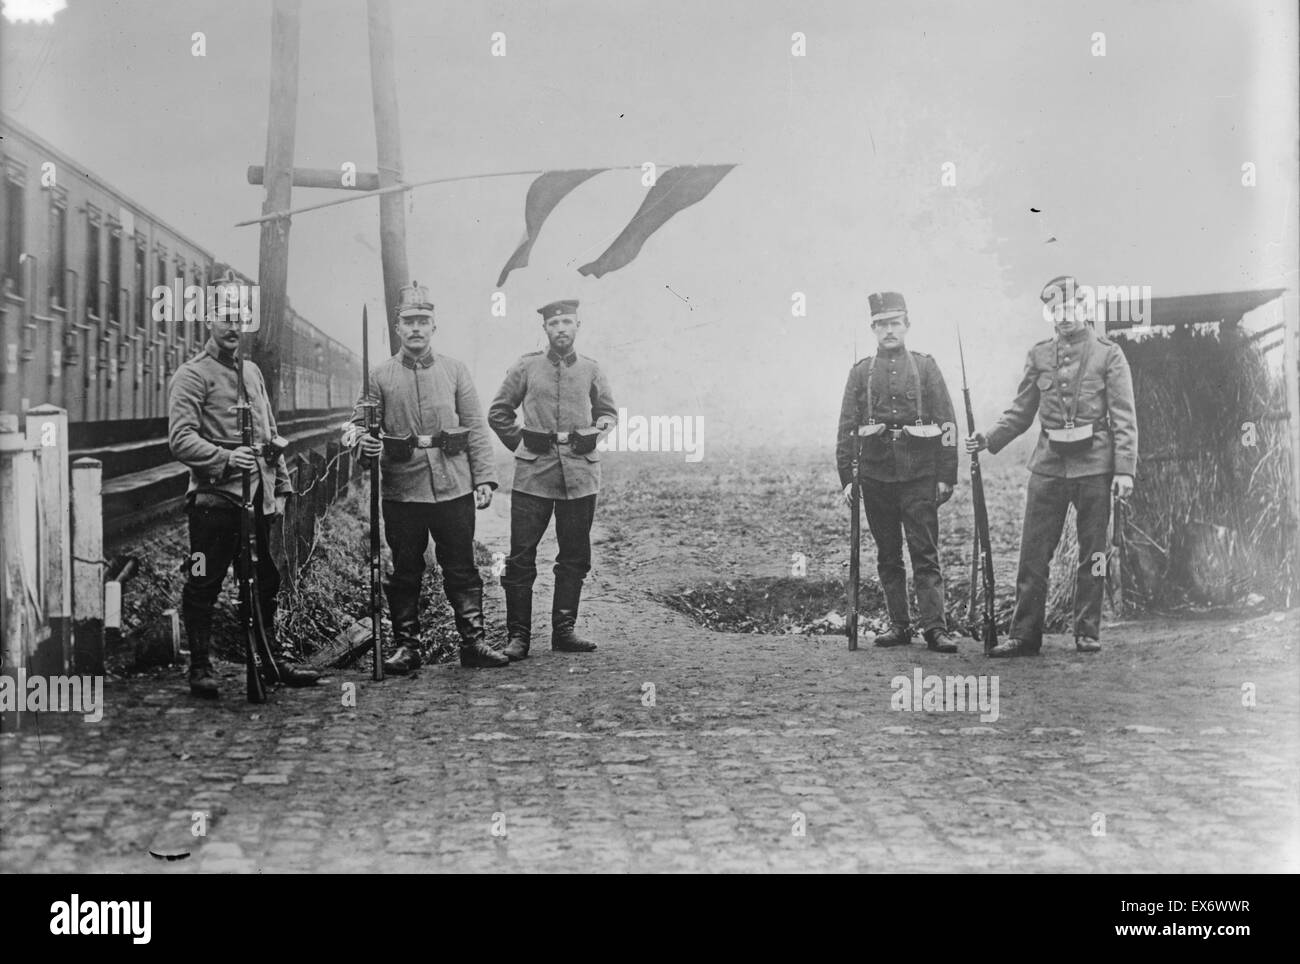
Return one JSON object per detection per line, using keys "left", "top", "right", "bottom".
{"left": 254, "top": 0, "right": 302, "bottom": 415}
{"left": 0, "top": 414, "right": 35, "bottom": 677}
{"left": 71, "top": 457, "right": 105, "bottom": 674}
{"left": 367, "top": 0, "right": 411, "bottom": 353}
{"left": 25, "top": 404, "right": 70, "bottom": 674}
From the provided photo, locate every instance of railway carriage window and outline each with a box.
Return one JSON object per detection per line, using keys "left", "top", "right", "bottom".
{"left": 107, "top": 225, "right": 121, "bottom": 323}
{"left": 134, "top": 236, "right": 146, "bottom": 328}
{"left": 3, "top": 174, "right": 25, "bottom": 297}
{"left": 48, "top": 192, "right": 68, "bottom": 306}
{"left": 85, "top": 213, "right": 101, "bottom": 317}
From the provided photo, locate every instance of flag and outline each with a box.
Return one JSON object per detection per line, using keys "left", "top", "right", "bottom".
{"left": 578, "top": 164, "right": 735, "bottom": 279}
{"left": 496, "top": 169, "right": 605, "bottom": 287}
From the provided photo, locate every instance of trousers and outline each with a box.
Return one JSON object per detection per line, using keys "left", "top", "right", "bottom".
{"left": 501, "top": 492, "right": 597, "bottom": 589}
{"left": 1010, "top": 471, "right": 1111, "bottom": 645}
{"left": 860, "top": 476, "right": 946, "bottom": 632}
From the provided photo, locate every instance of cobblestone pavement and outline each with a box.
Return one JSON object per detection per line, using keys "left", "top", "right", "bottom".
{"left": 2, "top": 498, "right": 1297, "bottom": 873}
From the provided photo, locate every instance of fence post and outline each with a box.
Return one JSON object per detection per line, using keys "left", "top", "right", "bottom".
{"left": 294, "top": 454, "right": 315, "bottom": 566}
{"left": 71, "top": 457, "right": 105, "bottom": 674}
{"left": 0, "top": 413, "right": 42, "bottom": 679}
{"left": 25, "top": 405, "right": 70, "bottom": 674}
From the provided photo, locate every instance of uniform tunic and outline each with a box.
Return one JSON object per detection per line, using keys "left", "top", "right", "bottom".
{"left": 488, "top": 348, "right": 618, "bottom": 500}
{"left": 984, "top": 327, "right": 1137, "bottom": 478}
{"left": 346, "top": 349, "right": 498, "bottom": 502}
{"left": 835, "top": 348, "right": 958, "bottom": 485}
{"left": 168, "top": 339, "right": 290, "bottom": 515}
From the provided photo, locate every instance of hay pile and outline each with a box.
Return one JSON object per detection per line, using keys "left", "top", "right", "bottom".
{"left": 1046, "top": 323, "right": 1295, "bottom": 628}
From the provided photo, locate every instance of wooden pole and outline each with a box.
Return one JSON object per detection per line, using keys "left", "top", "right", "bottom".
{"left": 0, "top": 414, "right": 35, "bottom": 677}
{"left": 71, "top": 457, "right": 104, "bottom": 674}
{"left": 24, "top": 405, "right": 70, "bottom": 675}
{"left": 255, "top": 0, "right": 302, "bottom": 415}
{"left": 367, "top": 0, "right": 410, "bottom": 354}
{"left": 247, "top": 165, "right": 381, "bottom": 191}
{"left": 1285, "top": 297, "right": 1300, "bottom": 532}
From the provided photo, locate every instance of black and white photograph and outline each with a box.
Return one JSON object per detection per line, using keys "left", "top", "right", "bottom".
{"left": 1, "top": 0, "right": 1297, "bottom": 908}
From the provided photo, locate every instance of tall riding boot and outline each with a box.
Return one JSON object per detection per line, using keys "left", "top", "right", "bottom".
{"left": 551, "top": 576, "right": 596, "bottom": 652}
{"left": 185, "top": 616, "right": 219, "bottom": 699}
{"left": 448, "top": 588, "right": 508, "bottom": 668}
{"left": 502, "top": 585, "right": 533, "bottom": 661}
{"left": 383, "top": 578, "right": 423, "bottom": 675}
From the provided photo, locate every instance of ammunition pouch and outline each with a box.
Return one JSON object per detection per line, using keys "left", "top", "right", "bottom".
{"left": 382, "top": 431, "right": 415, "bottom": 462}
{"left": 261, "top": 435, "right": 289, "bottom": 463}
{"left": 440, "top": 427, "right": 470, "bottom": 457}
{"left": 856, "top": 423, "right": 886, "bottom": 438}
{"left": 522, "top": 428, "right": 554, "bottom": 454}
{"left": 570, "top": 427, "right": 600, "bottom": 455}
{"left": 1045, "top": 421, "right": 1097, "bottom": 455}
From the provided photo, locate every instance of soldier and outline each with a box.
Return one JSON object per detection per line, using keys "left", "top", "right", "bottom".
{"left": 966, "top": 275, "right": 1137, "bottom": 657}
{"left": 346, "top": 282, "right": 506, "bottom": 671}
{"left": 836, "top": 291, "right": 960, "bottom": 653}
{"left": 489, "top": 299, "right": 618, "bottom": 659}
{"left": 168, "top": 275, "right": 320, "bottom": 698}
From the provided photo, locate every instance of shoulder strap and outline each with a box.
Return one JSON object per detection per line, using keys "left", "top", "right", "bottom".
{"left": 863, "top": 357, "right": 876, "bottom": 423}
{"left": 904, "top": 350, "right": 925, "bottom": 424}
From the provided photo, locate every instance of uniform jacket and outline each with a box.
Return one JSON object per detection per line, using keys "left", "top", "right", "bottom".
{"left": 167, "top": 339, "right": 291, "bottom": 514}
{"left": 985, "top": 325, "right": 1138, "bottom": 478}
{"left": 489, "top": 348, "right": 618, "bottom": 500}
{"left": 836, "top": 347, "right": 959, "bottom": 486}
{"left": 345, "top": 349, "right": 497, "bottom": 503}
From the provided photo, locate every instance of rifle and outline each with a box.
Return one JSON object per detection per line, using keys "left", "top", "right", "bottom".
{"left": 847, "top": 421, "right": 862, "bottom": 651}
{"left": 361, "top": 306, "right": 384, "bottom": 682}
{"left": 957, "top": 328, "right": 999, "bottom": 653}
{"left": 233, "top": 348, "right": 281, "bottom": 701}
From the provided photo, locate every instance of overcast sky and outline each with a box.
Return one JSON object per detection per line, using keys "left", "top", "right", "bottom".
{"left": 3, "top": 0, "right": 1296, "bottom": 437}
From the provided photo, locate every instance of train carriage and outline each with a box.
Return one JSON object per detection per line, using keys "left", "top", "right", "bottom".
{"left": 0, "top": 115, "right": 360, "bottom": 538}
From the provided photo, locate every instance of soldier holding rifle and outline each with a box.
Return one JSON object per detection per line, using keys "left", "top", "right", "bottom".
{"left": 965, "top": 275, "right": 1137, "bottom": 657}
{"left": 836, "top": 291, "right": 960, "bottom": 653}
{"left": 167, "top": 274, "right": 320, "bottom": 698}
{"left": 345, "top": 282, "right": 506, "bottom": 672}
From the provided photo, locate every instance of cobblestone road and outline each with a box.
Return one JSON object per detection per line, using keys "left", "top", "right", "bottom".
{"left": 2, "top": 498, "right": 1297, "bottom": 873}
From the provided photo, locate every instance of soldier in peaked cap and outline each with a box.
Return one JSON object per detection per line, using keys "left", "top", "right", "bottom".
{"left": 345, "top": 282, "right": 506, "bottom": 671}
{"left": 168, "top": 271, "right": 320, "bottom": 698}
{"left": 966, "top": 275, "right": 1138, "bottom": 657}
{"left": 836, "top": 291, "right": 961, "bottom": 652}
{"left": 488, "top": 299, "right": 618, "bottom": 659}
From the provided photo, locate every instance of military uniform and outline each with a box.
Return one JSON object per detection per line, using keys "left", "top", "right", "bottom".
{"left": 837, "top": 341, "right": 958, "bottom": 643}
{"left": 344, "top": 282, "right": 502, "bottom": 671}
{"left": 488, "top": 299, "right": 618, "bottom": 657}
{"left": 984, "top": 283, "right": 1138, "bottom": 652}
{"left": 168, "top": 335, "right": 307, "bottom": 696}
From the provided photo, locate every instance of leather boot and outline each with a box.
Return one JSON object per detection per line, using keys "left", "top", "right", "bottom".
{"left": 873, "top": 624, "right": 913, "bottom": 647}
{"left": 260, "top": 607, "right": 320, "bottom": 687}
{"left": 449, "top": 588, "right": 508, "bottom": 668}
{"left": 551, "top": 576, "right": 596, "bottom": 653}
{"left": 383, "top": 577, "right": 423, "bottom": 675}
{"left": 503, "top": 585, "right": 532, "bottom": 661}
{"left": 924, "top": 627, "right": 959, "bottom": 653}
{"left": 185, "top": 618, "right": 219, "bottom": 699}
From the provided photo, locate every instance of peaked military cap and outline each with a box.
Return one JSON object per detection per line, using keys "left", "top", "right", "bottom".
{"left": 868, "top": 291, "right": 907, "bottom": 322}
{"left": 1040, "top": 275, "right": 1082, "bottom": 303}
{"left": 396, "top": 281, "right": 435, "bottom": 319}
{"left": 538, "top": 299, "right": 579, "bottom": 321}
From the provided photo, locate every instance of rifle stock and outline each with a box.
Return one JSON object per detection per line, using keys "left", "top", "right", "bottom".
{"left": 848, "top": 428, "right": 861, "bottom": 650}
{"left": 363, "top": 306, "right": 384, "bottom": 681}
{"left": 957, "top": 330, "right": 999, "bottom": 653}
{"left": 234, "top": 350, "right": 278, "bottom": 701}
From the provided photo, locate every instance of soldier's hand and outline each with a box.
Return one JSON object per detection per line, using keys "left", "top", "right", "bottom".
{"left": 275, "top": 494, "right": 289, "bottom": 516}
{"left": 358, "top": 434, "right": 383, "bottom": 458}
{"left": 228, "top": 446, "right": 258, "bottom": 472}
{"left": 474, "top": 484, "right": 493, "bottom": 509}
{"left": 842, "top": 482, "right": 855, "bottom": 508}
{"left": 936, "top": 482, "right": 954, "bottom": 505}
{"left": 964, "top": 433, "right": 987, "bottom": 455}
{"left": 595, "top": 416, "right": 616, "bottom": 437}
{"left": 1112, "top": 474, "right": 1134, "bottom": 500}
